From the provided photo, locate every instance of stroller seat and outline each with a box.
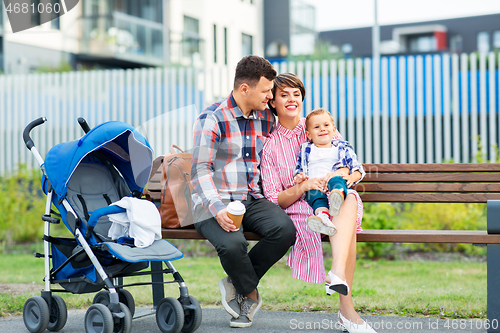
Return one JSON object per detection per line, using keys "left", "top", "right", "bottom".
{"left": 67, "top": 160, "right": 182, "bottom": 262}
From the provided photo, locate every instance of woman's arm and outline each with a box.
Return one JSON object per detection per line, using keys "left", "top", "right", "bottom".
{"left": 277, "top": 178, "right": 325, "bottom": 209}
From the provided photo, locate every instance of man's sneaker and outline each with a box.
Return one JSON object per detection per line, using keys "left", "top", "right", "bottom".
{"left": 230, "top": 290, "right": 262, "bottom": 328}
{"left": 218, "top": 276, "right": 241, "bottom": 318}
{"left": 328, "top": 189, "right": 345, "bottom": 217}
{"left": 307, "top": 213, "right": 337, "bottom": 236}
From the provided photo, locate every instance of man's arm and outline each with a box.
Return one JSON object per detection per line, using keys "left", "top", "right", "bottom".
{"left": 191, "top": 112, "right": 226, "bottom": 217}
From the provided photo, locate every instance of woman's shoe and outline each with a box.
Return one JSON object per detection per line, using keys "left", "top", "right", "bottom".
{"left": 338, "top": 311, "right": 377, "bottom": 333}
{"left": 326, "top": 271, "right": 349, "bottom": 296}
{"left": 325, "top": 282, "right": 337, "bottom": 296}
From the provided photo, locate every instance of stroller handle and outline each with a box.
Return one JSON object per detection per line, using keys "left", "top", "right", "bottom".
{"left": 23, "top": 117, "right": 47, "bottom": 150}
{"left": 78, "top": 117, "right": 91, "bottom": 134}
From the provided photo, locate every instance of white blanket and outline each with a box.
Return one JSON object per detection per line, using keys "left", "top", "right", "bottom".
{"left": 108, "top": 197, "right": 161, "bottom": 248}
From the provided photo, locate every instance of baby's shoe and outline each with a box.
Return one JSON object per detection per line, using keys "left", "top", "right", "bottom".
{"left": 328, "top": 189, "right": 345, "bottom": 217}
{"left": 307, "top": 212, "right": 336, "bottom": 236}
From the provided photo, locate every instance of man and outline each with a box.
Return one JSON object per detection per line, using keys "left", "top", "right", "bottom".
{"left": 191, "top": 55, "right": 296, "bottom": 328}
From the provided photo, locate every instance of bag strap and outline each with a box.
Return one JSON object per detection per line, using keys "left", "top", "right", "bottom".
{"left": 148, "top": 156, "right": 164, "bottom": 181}
{"left": 170, "top": 144, "right": 185, "bottom": 154}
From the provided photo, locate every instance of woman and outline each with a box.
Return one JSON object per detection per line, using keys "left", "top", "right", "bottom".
{"left": 261, "top": 73, "right": 375, "bottom": 333}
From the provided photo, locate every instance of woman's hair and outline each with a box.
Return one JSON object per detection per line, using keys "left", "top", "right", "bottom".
{"left": 268, "top": 73, "right": 306, "bottom": 116}
{"left": 305, "top": 108, "right": 335, "bottom": 130}
{"left": 233, "top": 55, "right": 277, "bottom": 89}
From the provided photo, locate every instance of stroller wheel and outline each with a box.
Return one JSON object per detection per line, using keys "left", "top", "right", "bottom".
{"left": 156, "top": 297, "right": 184, "bottom": 333}
{"left": 180, "top": 296, "right": 202, "bottom": 333}
{"left": 23, "top": 296, "right": 50, "bottom": 333}
{"left": 118, "top": 289, "right": 135, "bottom": 318}
{"left": 93, "top": 289, "right": 136, "bottom": 318}
{"left": 93, "top": 290, "right": 111, "bottom": 306}
{"left": 85, "top": 303, "right": 113, "bottom": 333}
{"left": 112, "top": 302, "right": 132, "bottom": 333}
{"left": 47, "top": 295, "right": 68, "bottom": 332}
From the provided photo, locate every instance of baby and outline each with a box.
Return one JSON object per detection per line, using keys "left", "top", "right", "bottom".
{"left": 293, "top": 108, "right": 365, "bottom": 236}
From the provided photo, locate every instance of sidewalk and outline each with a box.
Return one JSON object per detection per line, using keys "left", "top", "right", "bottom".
{"left": 0, "top": 307, "right": 490, "bottom": 333}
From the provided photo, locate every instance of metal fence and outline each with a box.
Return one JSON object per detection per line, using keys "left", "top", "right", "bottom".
{"left": 1, "top": 52, "right": 499, "bottom": 175}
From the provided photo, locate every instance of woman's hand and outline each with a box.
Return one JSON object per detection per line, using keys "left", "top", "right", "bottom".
{"left": 216, "top": 208, "right": 236, "bottom": 232}
{"left": 293, "top": 172, "right": 308, "bottom": 184}
{"left": 300, "top": 177, "right": 327, "bottom": 193}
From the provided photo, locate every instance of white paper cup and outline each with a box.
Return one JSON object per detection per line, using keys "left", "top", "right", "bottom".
{"left": 227, "top": 201, "right": 246, "bottom": 231}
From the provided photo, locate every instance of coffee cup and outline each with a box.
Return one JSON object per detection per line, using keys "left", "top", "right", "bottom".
{"left": 226, "top": 201, "right": 246, "bottom": 231}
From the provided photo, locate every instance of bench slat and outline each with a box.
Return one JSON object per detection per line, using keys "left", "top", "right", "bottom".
{"left": 363, "top": 163, "right": 500, "bottom": 172}
{"left": 356, "top": 229, "right": 500, "bottom": 244}
{"left": 362, "top": 173, "right": 500, "bottom": 182}
{"left": 357, "top": 183, "right": 500, "bottom": 192}
{"left": 161, "top": 228, "right": 500, "bottom": 244}
{"left": 359, "top": 192, "right": 500, "bottom": 203}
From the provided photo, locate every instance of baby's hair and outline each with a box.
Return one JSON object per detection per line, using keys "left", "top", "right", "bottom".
{"left": 305, "top": 108, "right": 335, "bottom": 130}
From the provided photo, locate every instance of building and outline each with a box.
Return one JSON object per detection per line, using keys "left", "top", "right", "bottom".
{"left": 0, "top": 0, "right": 263, "bottom": 74}
{"left": 263, "top": 0, "right": 316, "bottom": 60}
{"left": 318, "top": 13, "right": 500, "bottom": 58}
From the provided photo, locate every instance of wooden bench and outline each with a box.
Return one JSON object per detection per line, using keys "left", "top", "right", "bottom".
{"left": 147, "top": 163, "right": 500, "bottom": 331}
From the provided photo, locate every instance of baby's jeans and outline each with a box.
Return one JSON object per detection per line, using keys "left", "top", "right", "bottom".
{"left": 305, "top": 176, "right": 348, "bottom": 213}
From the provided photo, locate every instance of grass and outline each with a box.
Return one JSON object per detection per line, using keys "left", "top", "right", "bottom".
{"left": 0, "top": 243, "right": 487, "bottom": 319}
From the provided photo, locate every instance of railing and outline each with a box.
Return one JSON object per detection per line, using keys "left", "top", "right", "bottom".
{"left": 77, "top": 12, "right": 164, "bottom": 67}
{"left": 0, "top": 52, "right": 499, "bottom": 175}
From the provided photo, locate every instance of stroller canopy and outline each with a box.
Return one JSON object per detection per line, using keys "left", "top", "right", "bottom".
{"left": 44, "top": 121, "right": 153, "bottom": 198}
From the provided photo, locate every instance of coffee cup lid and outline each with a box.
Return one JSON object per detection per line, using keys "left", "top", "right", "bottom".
{"left": 227, "top": 200, "right": 246, "bottom": 215}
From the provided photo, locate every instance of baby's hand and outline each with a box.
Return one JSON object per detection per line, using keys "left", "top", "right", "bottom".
{"left": 343, "top": 174, "right": 355, "bottom": 188}
{"left": 337, "top": 167, "right": 350, "bottom": 177}
{"left": 294, "top": 172, "right": 308, "bottom": 184}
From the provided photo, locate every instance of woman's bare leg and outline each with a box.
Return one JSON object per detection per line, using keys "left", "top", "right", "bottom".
{"left": 327, "top": 194, "right": 357, "bottom": 281}
{"left": 326, "top": 194, "right": 363, "bottom": 323}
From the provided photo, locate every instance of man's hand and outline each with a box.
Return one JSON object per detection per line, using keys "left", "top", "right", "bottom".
{"left": 293, "top": 172, "right": 308, "bottom": 184}
{"left": 216, "top": 208, "right": 237, "bottom": 232}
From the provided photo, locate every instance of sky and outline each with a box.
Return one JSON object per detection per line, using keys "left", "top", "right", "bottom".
{"left": 301, "top": 0, "right": 500, "bottom": 31}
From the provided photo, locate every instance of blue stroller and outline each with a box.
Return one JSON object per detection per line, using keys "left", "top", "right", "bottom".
{"left": 22, "top": 117, "right": 201, "bottom": 333}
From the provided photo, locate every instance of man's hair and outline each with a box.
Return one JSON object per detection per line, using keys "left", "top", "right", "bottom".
{"left": 233, "top": 55, "right": 276, "bottom": 90}
{"left": 268, "top": 73, "right": 306, "bottom": 116}
{"left": 305, "top": 108, "right": 335, "bottom": 130}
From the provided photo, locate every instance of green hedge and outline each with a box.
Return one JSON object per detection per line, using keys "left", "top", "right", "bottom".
{"left": 357, "top": 202, "right": 487, "bottom": 258}
{"left": 0, "top": 166, "right": 47, "bottom": 250}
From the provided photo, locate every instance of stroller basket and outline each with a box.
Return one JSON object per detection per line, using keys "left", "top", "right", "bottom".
{"left": 51, "top": 237, "right": 148, "bottom": 294}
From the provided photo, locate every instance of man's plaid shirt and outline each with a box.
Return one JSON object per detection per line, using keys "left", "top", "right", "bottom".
{"left": 191, "top": 93, "right": 276, "bottom": 218}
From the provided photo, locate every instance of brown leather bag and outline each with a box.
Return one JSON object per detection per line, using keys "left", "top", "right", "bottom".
{"left": 150, "top": 145, "right": 194, "bottom": 228}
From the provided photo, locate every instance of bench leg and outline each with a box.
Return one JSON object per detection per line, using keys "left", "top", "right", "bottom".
{"left": 488, "top": 201, "right": 500, "bottom": 332}
{"left": 151, "top": 261, "right": 164, "bottom": 309}
{"left": 488, "top": 244, "right": 500, "bottom": 332}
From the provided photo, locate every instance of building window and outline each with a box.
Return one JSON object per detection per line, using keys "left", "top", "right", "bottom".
{"left": 450, "top": 34, "right": 462, "bottom": 53}
{"left": 477, "top": 31, "right": 490, "bottom": 53}
{"left": 242, "top": 33, "right": 253, "bottom": 57}
{"left": 408, "top": 34, "right": 436, "bottom": 53}
{"left": 183, "top": 16, "right": 200, "bottom": 60}
{"left": 213, "top": 24, "right": 217, "bottom": 63}
{"left": 494, "top": 31, "right": 500, "bottom": 49}
{"left": 224, "top": 27, "right": 228, "bottom": 65}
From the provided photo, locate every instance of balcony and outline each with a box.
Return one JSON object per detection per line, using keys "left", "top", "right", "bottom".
{"left": 77, "top": 11, "right": 164, "bottom": 67}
